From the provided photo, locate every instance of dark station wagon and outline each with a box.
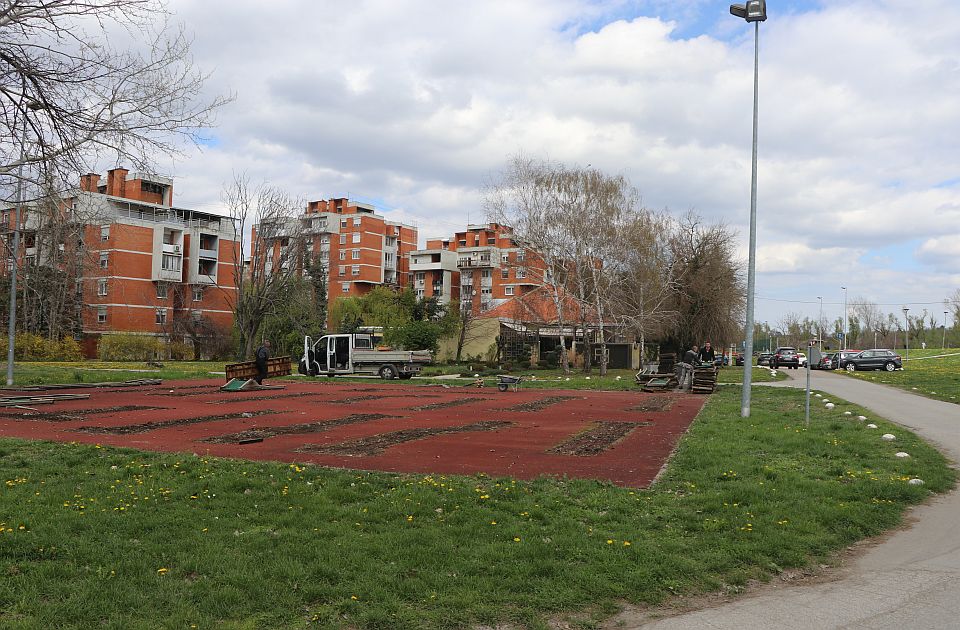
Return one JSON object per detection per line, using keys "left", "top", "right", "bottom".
{"left": 844, "top": 349, "right": 903, "bottom": 372}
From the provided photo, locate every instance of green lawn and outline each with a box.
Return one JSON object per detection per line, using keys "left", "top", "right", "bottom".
{"left": 5, "top": 361, "right": 227, "bottom": 386}
{"left": 0, "top": 386, "right": 951, "bottom": 629}
{"left": 839, "top": 350, "right": 960, "bottom": 405}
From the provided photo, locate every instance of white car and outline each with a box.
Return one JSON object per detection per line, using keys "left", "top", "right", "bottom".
{"left": 797, "top": 352, "right": 807, "bottom": 367}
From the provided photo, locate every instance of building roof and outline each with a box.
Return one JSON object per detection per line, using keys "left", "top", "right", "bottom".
{"left": 478, "top": 286, "right": 597, "bottom": 325}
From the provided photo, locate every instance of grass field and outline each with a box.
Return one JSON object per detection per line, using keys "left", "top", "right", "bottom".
{"left": 838, "top": 350, "right": 960, "bottom": 405}
{"left": 0, "top": 385, "right": 951, "bottom": 629}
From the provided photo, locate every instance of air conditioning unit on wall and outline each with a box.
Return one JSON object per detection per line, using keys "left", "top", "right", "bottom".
{"left": 173, "top": 245, "right": 180, "bottom": 252}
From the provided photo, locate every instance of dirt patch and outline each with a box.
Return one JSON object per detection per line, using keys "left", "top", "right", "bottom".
{"left": 548, "top": 421, "right": 651, "bottom": 456}
{"left": 502, "top": 395, "right": 579, "bottom": 412}
{"left": 299, "top": 420, "right": 514, "bottom": 457}
{"left": 78, "top": 410, "right": 282, "bottom": 435}
{"left": 202, "top": 413, "right": 396, "bottom": 444}
{"left": 205, "top": 392, "right": 325, "bottom": 403}
{"left": 408, "top": 398, "right": 483, "bottom": 411}
{"left": 629, "top": 395, "right": 675, "bottom": 412}
{"left": 0, "top": 405, "right": 167, "bottom": 423}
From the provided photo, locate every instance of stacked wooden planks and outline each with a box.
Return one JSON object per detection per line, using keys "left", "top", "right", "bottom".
{"left": 691, "top": 365, "right": 718, "bottom": 394}
{"left": 0, "top": 393, "right": 90, "bottom": 408}
{"left": 225, "top": 357, "right": 291, "bottom": 381}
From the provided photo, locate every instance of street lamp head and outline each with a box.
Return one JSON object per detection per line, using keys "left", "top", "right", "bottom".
{"left": 730, "top": 1, "right": 767, "bottom": 22}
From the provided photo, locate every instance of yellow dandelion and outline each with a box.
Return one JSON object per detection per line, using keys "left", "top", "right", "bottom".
{"left": 157, "top": 567, "right": 168, "bottom": 575}
{"left": 513, "top": 537, "right": 521, "bottom": 542}
{"left": 490, "top": 521, "right": 497, "bottom": 525}
{"left": 623, "top": 541, "right": 631, "bottom": 546}
{"left": 350, "top": 595, "right": 358, "bottom": 600}
{"left": 606, "top": 539, "right": 614, "bottom": 545}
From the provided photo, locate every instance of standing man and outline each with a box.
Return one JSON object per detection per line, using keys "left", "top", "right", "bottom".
{"left": 255, "top": 339, "right": 271, "bottom": 385}
{"left": 698, "top": 341, "right": 716, "bottom": 365}
{"left": 678, "top": 344, "right": 699, "bottom": 390}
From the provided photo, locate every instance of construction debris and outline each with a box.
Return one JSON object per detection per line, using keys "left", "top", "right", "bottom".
{"left": 2, "top": 379, "right": 161, "bottom": 392}
{"left": 691, "top": 365, "right": 718, "bottom": 394}
{"left": 224, "top": 357, "right": 291, "bottom": 382}
{"left": 220, "top": 378, "right": 285, "bottom": 392}
{"left": 0, "top": 393, "right": 91, "bottom": 408}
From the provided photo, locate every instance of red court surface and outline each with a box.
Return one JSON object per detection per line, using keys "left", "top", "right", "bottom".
{"left": 0, "top": 380, "right": 706, "bottom": 487}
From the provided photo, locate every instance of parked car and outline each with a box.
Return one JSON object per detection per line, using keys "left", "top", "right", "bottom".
{"left": 771, "top": 346, "right": 800, "bottom": 369}
{"left": 757, "top": 352, "right": 774, "bottom": 366}
{"left": 844, "top": 349, "right": 902, "bottom": 372}
{"left": 796, "top": 352, "right": 807, "bottom": 367}
{"left": 735, "top": 353, "right": 745, "bottom": 366}
{"left": 834, "top": 350, "right": 862, "bottom": 371}
{"left": 818, "top": 352, "right": 837, "bottom": 370}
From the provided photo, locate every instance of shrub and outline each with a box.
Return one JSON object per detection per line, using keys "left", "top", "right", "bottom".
{"left": 0, "top": 333, "right": 82, "bottom": 361}
{"left": 98, "top": 334, "right": 166, "bottom": 361}
{"left": 169, "top": 341, "right": 195, "bottom": 361}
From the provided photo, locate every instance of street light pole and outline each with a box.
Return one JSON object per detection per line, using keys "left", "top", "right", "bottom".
{"left": 902, "top": 307, "right": 910, "bottom": 364}
{"left": 7, "top": 103, "right": 45, "bottom": 386}
{"left": 730, "top": 0, "right": 767, "bottom": 418}
{"left": 817, "top": 296, "right": 823, "bottom": 352}
{"left": 841, "top": 286, "right": 848, "bottom": 351}
{"left": 944, "top": 310, "right": 949, "bottom": 350}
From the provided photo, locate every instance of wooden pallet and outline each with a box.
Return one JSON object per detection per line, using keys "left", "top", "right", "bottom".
{"left": 224, "top": 356, "right": 292, "bottom": 381}
{"left": 691, "top": 365, "right": 718, "bottom": 394}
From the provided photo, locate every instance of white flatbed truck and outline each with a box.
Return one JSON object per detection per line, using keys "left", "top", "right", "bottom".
{"left": 298, "top": 333, "right": 432, "bottom": 380}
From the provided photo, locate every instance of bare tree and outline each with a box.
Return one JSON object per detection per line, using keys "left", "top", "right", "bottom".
{"left": 224, "top": 177, "right": 306, "bottom": 360}
{"left": 1, "top": 0, "right": 229, "bottom": 201}
{"left": 485, "top": 156, "right": 575, "bottom": 373}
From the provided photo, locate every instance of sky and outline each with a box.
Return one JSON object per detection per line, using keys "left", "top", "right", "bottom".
{"left": 143, "top": 0, "right": 959, "bottom": 327}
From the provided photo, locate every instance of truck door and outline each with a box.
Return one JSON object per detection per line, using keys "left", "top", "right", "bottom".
{"left": 329, "top": 334, "right": 352, "bottom": 373}
{"left": 313, "top": 336, "right": 329, "bottom": 372}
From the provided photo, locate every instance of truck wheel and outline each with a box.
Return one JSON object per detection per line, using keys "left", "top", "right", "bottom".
{"left": 379, "top": 365, "right": 398, "bottom": 380}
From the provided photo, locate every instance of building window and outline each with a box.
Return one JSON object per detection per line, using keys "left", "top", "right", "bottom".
{"left": 351, "top": 249, "right": 360, "bottom": 260}
{"left": 517, "top": 251, "right": 526, "bottom": 262}
{"left": 341, "top": 282, "right": 350, "bottom": 293}
{"left": 481, "top": 287, "right": 492, "bottom": 296}
{"left": 516, "top": 268, "right": 526, "bottom": 279}
{"left": 191, "top": 310, "right": 202, "bottom": 322}
{"left": 97, "top": 279, "right": 107, "bottom": 296}
{"left": 458, "top": 239, "right": 466, "bottom": 246}
{"left": 353, "top": 217, "right": 361, "bottom": 226}
{"left": 338, "top": 250, "right": 345, "bottom": 261}
{"left": 338, "top": 265, "right": 346, "bottom": 276}
{"left": 352, "top": 232, "right": 361, "bottom": 243}
{"left": 415, "top": 289, "right": 424, "bottom": 298}
{"left": 97, "top": 306, "right": 107, "bottom": 323}
{"left": 351, "top": 265, "right": 360, "bottom": 276}
{"left": 155, "top": 308, "right": 167, "bottom": 325}
{"left": 161, "top": 254, "right": 180, "bottom": 271}
{"left": 340, "top": 219, "right": 348, "bottom": 228}
{"left": 193, "top": 287, "right": 203, "bottom": 302}
{"left": 339, "top": 233, "right": 346, "bottom": 245}
{"left": 481, "top": 269, "right": 491, "bottom": 279}
{"left": 100, "top": 226, "right": 110, "bottom": 241}
{"left": 501, "top": 268, "right": 509, "bottom": 279}
{"left": 320, "top": 236, "right": 329, "bottom": 244}
{"left": 505, "top": 286, "right": 514, "bottom": 296}
{"left": 415, "top": 272, "right": 425, "bottom": 282}
{"left": 156, "top": 283, "right": 168, "bottom": 299}
{"left": 99, "top": 253, "right": 109, "bottom": 268}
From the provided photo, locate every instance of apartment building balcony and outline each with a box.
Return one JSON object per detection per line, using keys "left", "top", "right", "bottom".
{"left": 457, "top": 257, "right": 495, "bottom": 268}
{"left": 198, "top": 247, "right": 217, "bottom": 259}
{"left": 410, "top": 249, "right": 457, "bottom": 272}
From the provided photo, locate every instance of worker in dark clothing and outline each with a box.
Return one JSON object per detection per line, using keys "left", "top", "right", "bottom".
{"left": 698, "top": 342, "right": 716, "bottom": 365}
{"left": 679, "top": 344, "right": 699, "bottom": 390}
{"left": 255, "top": 339, "right": 271, "bottom": 384}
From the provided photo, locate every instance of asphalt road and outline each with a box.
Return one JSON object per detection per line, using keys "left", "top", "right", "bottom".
{"left": 612, "top": 369, "right": 960, "bottom": 629}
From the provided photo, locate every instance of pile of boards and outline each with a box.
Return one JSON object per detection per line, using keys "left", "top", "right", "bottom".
{"left": 636, "top": 352, "right": 680, "bottom": 391}
{"left": 691, "top": 365, "right": 718, "bottom": 394}
{"left": 0, "top": 392, "right": 90, "bottom": 408}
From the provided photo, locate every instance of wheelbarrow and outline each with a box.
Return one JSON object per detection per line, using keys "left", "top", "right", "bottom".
{"left": 496, "top": 374, "right": 523, "bottom": 392}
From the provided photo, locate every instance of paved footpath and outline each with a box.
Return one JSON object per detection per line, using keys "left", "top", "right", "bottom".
{"left": 611, "top": 370, "right": 960, "bottom": 629}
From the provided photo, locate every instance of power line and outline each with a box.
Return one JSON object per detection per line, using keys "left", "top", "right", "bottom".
{"left": 756, "top": 295, "right": 958, "bottom": 307}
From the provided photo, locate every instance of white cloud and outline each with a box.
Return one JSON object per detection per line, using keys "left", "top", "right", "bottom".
{"left": 145, "top": 0, "right": 960, "bottom": 322}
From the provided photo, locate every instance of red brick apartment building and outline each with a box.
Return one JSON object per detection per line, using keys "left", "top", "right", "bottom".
{"left": 64, "top": 168, "right": 239, "bottom": 356}
{"left": 263, "top": 198, "right": 417, "bottom": 314}
{"left": 412, "top": 223, "right": 543, "bottom": 314}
